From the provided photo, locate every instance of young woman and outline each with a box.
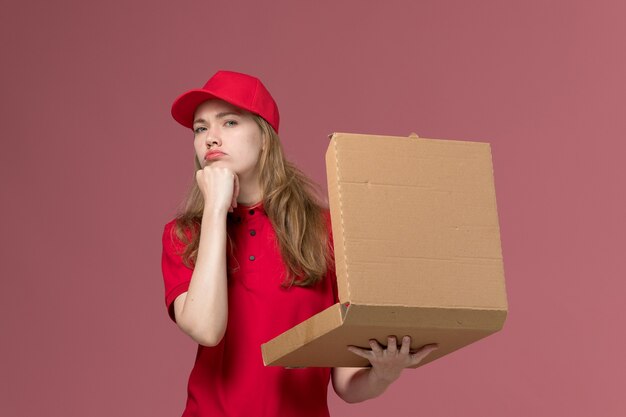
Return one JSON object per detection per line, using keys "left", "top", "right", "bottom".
{"left": 161, "top": 70, "right": 438, "bottom": 417}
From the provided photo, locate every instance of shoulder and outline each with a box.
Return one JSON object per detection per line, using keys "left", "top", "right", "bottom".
{"left": 163, "top": 218, "right": 177, "bottom": 232}
{"left": 161, "top": 219, "right": 179, "bottom": 253}
{"left": 162, "top": 218, "right": 194, "bottom": 251}
{"left": 162, "top": 218, "right": 181, "bottom": 240}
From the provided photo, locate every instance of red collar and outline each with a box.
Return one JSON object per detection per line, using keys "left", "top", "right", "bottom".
{"left": 229, "top": 200, "right": 265, "bottom": 218}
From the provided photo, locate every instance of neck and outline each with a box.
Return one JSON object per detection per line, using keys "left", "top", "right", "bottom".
{"left": 236, "top": 173, "right": 262, "bottom": 206}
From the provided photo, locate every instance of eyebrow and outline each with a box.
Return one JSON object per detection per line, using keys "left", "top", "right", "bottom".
{"left": 193, "top": 111, "right": 243, "bottom": 125}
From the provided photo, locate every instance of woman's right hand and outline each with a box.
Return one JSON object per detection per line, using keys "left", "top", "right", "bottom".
{"left": 195, "top": 166, "right": 240, "bottom": 214}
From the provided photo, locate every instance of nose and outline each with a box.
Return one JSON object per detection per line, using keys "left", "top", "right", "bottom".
{"left": 207, "top": 137, "right": 218, "bottom": 148}
{"left": 206, "top": 129, "right": 221, "bottom": 148}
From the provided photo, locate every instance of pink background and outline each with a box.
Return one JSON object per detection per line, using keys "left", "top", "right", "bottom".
{"left": 2, "top": 0, "right": 624, "bottom": 416}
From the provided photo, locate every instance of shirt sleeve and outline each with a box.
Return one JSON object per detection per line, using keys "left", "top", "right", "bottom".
{"left": 161, "top": 220, "right": 193, "bottom": 323}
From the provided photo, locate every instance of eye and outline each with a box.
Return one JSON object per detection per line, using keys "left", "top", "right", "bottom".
{"left": 193, "top": 126, "right": 206, "bottom": 134}
{"left": 224, "top": 120, "right": 238, "bottom": 127}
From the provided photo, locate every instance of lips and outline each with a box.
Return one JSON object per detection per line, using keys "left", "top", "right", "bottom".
{"left": 205, "top": 150, "right": 226, "bottom": 161}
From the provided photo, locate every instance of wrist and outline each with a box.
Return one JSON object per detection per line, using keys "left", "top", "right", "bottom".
{"left": 202, "top": 205, "right": 229, "bottom": 219}
{"left": 367, "top": 367, "right": 398, "bottom": 390}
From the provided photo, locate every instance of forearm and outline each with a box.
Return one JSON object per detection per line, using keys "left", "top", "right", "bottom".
{"left": 178, "top": 208, "right": 229, "bottom": 346}
{"left": 335, "top": 368, "right": 394, "bottom": 404}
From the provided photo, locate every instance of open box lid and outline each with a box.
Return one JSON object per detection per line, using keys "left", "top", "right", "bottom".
{"left": 327, "top": 132, "right": 507, "bottom": 311}
{"left": 261, "top": 132, "right": 508, "bottom": 367}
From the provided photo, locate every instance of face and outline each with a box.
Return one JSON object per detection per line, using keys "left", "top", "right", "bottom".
{"left": 192, "top": 99, "right": 265, "bottom": 180}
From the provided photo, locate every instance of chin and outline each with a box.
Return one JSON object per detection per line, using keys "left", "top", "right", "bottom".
{"left": 204, "top": 160, "right": 230, "bottom": 168}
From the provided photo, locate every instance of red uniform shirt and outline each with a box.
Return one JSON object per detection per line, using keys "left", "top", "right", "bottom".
{"left": 161, "top": 202, "right": 338, "bottom": 417}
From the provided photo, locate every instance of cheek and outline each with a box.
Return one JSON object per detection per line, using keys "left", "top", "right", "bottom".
{"left": 246, "top": 134, "right": 264, "bottom": 155}
{"left": 194, "top": 140, "right": 204, "bottom": 153}
{"left": 244, "top": 141, "right": 264, "bottom": 163}
{"left": 194, "top": 143, "right": 206, "bottom": 163}
{"left": 234, "top": 134, "right": 262, "bottom": 159}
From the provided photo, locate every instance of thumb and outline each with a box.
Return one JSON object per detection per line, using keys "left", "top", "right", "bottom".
{"left": 410, "top": 344, "right": 439, "bottom": 364}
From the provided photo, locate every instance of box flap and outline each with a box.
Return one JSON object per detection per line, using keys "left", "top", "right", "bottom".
{"left": 261, "top": 302, "right": 506, "bottom": 368}
{"left": 261, "top": 303, "right": 346, "bottom": 367}
{"left": 325, "top": 132, "right": 507, "bottom": 310}
{"left": 342, "top": 303, "right": 507, "bottom": 330}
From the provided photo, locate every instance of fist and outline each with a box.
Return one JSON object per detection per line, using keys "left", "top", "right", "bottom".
{"left": 195, "top": 166, "right": 240, "bottom": 213}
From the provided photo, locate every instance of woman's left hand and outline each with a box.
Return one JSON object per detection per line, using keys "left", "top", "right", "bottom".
{"left": 347, "top": 336, "right": 438, "bottom": 384}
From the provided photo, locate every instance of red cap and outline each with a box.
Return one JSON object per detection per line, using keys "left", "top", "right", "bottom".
{"left": 171, "top": 70, "right": 280, "bottom": 133}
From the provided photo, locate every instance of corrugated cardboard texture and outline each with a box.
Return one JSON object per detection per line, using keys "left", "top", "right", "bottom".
{"left": 262, "top": 132, "right": 508, "bottom": 368}
{"left": 326, "top": 133, "right": 507, "bottom": 308}
{"left": 262, "top": 303, "right": 506, "bottom": 368}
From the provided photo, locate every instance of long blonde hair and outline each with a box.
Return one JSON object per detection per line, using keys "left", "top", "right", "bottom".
{"left": 171, "top": 114, "right": 332, "bottom": 287}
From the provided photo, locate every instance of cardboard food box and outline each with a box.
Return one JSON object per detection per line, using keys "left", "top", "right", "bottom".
{"left": 261, "top": 132, "right": 508, "bottom": 368}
